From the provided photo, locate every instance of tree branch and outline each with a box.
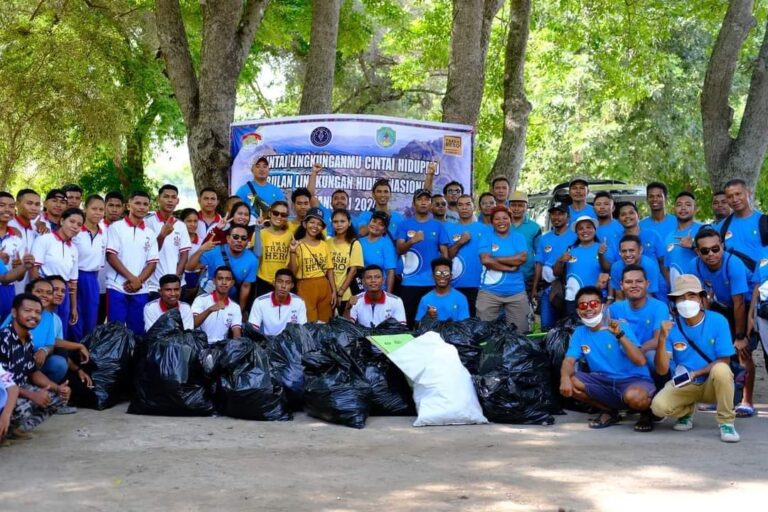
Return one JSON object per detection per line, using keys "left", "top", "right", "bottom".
{"left": 236, "top": 0, "right": 271, "bottom": 65}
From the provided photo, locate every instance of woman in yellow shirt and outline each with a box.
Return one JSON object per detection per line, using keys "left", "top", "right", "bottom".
{"left": 327, "top": 209, "right": 364, "bottom": 316}
{"left": 289, "top": 207, "right": 337, "bottom": 322}
{"left": 256, "top": 200, "right": 293, "bottom": 296}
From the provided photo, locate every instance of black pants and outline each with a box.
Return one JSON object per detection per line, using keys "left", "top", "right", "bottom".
{"left": 457, "top": 287, "right": 479, "bottom": 318}
{"left": 399, "top": 285, "right": 433, "bottom": 328}
{"left": 255, "top": 278, "right": 274, "bottom": 297}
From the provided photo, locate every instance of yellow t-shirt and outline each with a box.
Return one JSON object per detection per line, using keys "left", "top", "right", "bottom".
{"left": 295, "top": 240, "right": 333, "bottom": 279}
{"left": 328, "top": 238, "right": 364, "bottom": 301}
{"left": 258, "top": 228, "right": 293, "bottom": 282}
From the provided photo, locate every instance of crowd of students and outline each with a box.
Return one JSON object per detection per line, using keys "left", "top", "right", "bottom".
{"left": 0, "top": 158, "right": 766, "bottom": 445}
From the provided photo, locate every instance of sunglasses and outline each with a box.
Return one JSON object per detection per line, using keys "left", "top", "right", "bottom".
{"left": 271, "top": 211, "right": 289, "bottom": 218}
{"left": 230, "top": 234, "right": 248, "bottom": 241}
{"left": 698, "top": 245, "right": 721, "bottom": 255}
{"left": 446, "top": 188, "right": 462, "bottom": 194}
{"left": 433, "top": 202, "right": 447, "bottom": 207}
{"left": 434, "top": 270, "right": 451, "bottom": 277}
{"left": 576, "top": 300, "right": 601, "bottom": 311}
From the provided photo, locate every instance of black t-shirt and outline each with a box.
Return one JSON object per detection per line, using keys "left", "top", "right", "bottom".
{"left": 0, "top": 326, "right": 36, "bottom": 386}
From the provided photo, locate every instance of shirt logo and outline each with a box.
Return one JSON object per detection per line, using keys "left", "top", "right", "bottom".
{"left": 725, "top": 230, "right": 733, "bottom": 240}
{"left": 581, "top": 345, "right": 591, "bottom": 354}
{"left": 673, "top": 342, "right": 687, "bottom": 351}
{"left": 144, "top": 238, "right": 151, "bottom": 252}
{"left": 569, "top": 256, "right": 578, "bottom": 263}
{"left": 407, "top": 230, "right": 416, "bottom": 238}
{"left": 667, "top": 243, "right": 675, "bottom": 252}
{"left": 544, "top": 245, "right": 552, "bottom": 253}
{"left": 761, "top": 259, "right": 768, "bottom": 267}
{"left": 491, "top": 244, "right": 499, "bottom": 252}
{"left": 452, "top": 234, "right": 461, "bottom": 242}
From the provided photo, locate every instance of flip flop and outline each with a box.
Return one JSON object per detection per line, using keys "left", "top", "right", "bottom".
{"left": 633, "top": 414, "right": 654, "bottom": 432}
{"left": 735, "top": 404, "right": 755, "bottom": 417}
{"left": 588, "top": 411, "right": 620, "bottom": 429}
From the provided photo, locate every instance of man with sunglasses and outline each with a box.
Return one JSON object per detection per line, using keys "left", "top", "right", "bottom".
{"left": 559, "top": 286, "right": 655, "bottom": 431}
{"left": 430, "top": 194, "right": 450, "bottom": 222}
{"left": 442, "top": 181, "right": 464, "bottom": 222}
{"left": 687, "top": 228, "right": 755, "bottom": 418}
{"left": 415, "top": 257, "right": 469, "bottom": 323}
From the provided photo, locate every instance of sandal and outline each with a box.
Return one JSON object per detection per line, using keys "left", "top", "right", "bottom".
{"left": 588, "top": 411, "right": 620, "bottom": 429}
{"left": 735, "top": 404, "right": 755, "bottom": 418}
{"left": 633, "top": 413, "right": 654, "bottom": 432}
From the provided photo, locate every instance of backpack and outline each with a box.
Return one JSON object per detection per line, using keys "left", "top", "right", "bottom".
{"left": 718, "top": 213, "right": 768, "bottom": 272}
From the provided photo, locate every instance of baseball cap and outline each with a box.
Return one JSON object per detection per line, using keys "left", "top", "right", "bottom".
{"left": 571, "top": 215, "right": 598, "bottom": 232}
{"left": 413, "top": 189, "right": 432, "bottom": 200}
{"left": 509, "top": 191, "right": 528, "bottom": 203}
{"left": 370, "top": 210, "right": 390, "bottom": 227}
{"left": 668, "top": 274, "right": 705, "bottom": 298}
{"left": 569, "top": 176, "right": 589, "bottom": 188}
{"left": 548, "top": 201, "right": 568, "bottom": 214}
{"left": 304, "top": 207, "right": 326, "bottom": 226}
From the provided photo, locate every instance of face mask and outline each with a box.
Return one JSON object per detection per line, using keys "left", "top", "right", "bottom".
{"left": 676, "top": 300, "right": 700, "bottom": 319}
{"left": 581, "top": 312, "right": 603, "bottom": 328}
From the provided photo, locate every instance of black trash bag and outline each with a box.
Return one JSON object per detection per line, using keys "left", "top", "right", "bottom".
{"left": 415, "top": 318, "right": 483, "bottom": 374}
{"left": 474, "top": 328, "right": 556, "bottom": 425}
{"left": 305, "top": 318, "right": 365, "bottom": 354}
{"left": 128, "top": 309, "right": 214, "bottom": 416}
{"left": 214, "top": 338, "right": 291, "bottom": 421}
{"left": 369, "top": 317, "right": 411, "bottom": 336}
{"left": 241, "top": 322, "right": 269, "bottom": 347}
{"left": 350, "top": 337, "right": 415, "bottom": 416}
{"left": 302, "top": 339, "right": 372, "bottom": 428}
{"left": 70, "top": 322, "right": 136, "bottom": 410}
{"left": 266, "top": 323, "right": 318, "bottom": 411}
{"left": 543, "top": 316, "right": 592, "bottom": 413}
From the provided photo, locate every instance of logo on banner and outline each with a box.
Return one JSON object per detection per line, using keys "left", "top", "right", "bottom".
{"left": 310, "top": 126, "right": 332, "bottom": 147}
{"left": 443, "top": 135, "right": 463, "bottom": 156}
{"left": 376, "top": 127, "right": 396, "bottom": 148}
{"left": 241, "top": 130, "right": 263, "bottom": 146}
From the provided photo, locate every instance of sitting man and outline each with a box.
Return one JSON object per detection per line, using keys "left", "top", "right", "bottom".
{"left": 0, "top": 294, "right": 70, "bottom": 438}
{"left": 1, "top": 362, "right": 19, "bottom": 445}
{"left": 608, "top": 235, "right": 661, "bottom": 301}
{"left": 249, "top": 268, "right": 307, "bottom": 336}
{"left": 651, "top": 274, "right": 740, "bottom": 442}
{"left": 191, "top": 266, "right": 242, "bottom": 344}
{"left": 345, "top": 264, "right": 406, "bottom": 327}
{"left": 559, "top": 286, "right": 656, "bottom": 431}
{"left": 416, "top": 257, "right": 469, "bottom": 323}
{"left": 144, "top": 274, "right": 194, "bottom": 332}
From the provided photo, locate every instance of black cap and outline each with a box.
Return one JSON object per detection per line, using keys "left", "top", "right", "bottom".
{"left": 304, "top": 207, "right": 326, "bottom": 226}
{"left": 45, "top": 189, "right": 66, "bottom": 201}
{"left": 371, "top": 210, "right": 390, "bottom": 227}
{"left": 413, "top": 188, "right": 432, "bottom": 200}
{"left": 548, "top": 201, "right": 568, "bottom": 214}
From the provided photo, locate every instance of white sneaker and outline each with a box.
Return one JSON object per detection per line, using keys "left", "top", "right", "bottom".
{"left": 719, "top": 423, "right": 740, "bottom": 443}
{"left": 672, "top": 415, "right": 693, "bottom": 431}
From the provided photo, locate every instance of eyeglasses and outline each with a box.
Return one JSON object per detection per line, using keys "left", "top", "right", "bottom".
{"left": 698, "top": 245, "right": 721, "bottom": 255}
{"left": 230, "top": 234, "right": 248, "bottom": 241}
{"left": 576, "top": 300, "right": 601, "bottom": 310}
{"left": 433, "top": 202, "right": 447, "bottom": 207}
{"left": 434, "top": 270, "right": 451, "bottom": 277}
{"left": 271, "top": 211, "right": 289, "bottom": 218}
{"left": 446, "top": 188, "right": 462, "bottom": 194}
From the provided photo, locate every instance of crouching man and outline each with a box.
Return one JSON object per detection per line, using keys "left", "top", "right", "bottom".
{"left": 651, "top": 274, "right": 739, "bottom": 442}
{"left": 559, "top": 286, "right": 656, "bottom": 431}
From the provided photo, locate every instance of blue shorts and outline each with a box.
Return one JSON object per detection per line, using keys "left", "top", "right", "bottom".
{"left": 575, "top": 371, "right": 655, "bottom": 410}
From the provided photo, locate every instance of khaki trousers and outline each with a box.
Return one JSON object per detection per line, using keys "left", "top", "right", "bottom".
{"left": 651, "top": 362, "right": 735, "bottom": 425}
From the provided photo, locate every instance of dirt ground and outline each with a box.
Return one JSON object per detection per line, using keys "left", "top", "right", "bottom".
{"left": 2, "top": 356, "right": 767, "bottom": 512}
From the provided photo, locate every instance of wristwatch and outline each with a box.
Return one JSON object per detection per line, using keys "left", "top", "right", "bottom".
{"left": 735, "top": 333, "right": 746, "bottom": 340}
{"left": 614, "top": 330, "right": 625, "bottom": 340}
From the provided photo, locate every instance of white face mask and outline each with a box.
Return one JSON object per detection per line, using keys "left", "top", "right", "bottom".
{"left": 581, "top": 311, "right": 603, "bottom": 328}
{"left": 676, "top": 300, "right": 701, "bottom": 319}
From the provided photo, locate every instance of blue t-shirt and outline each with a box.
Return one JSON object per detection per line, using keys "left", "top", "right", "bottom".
{"left": 596, "top": 219, "right": 624, "bottom": 256}
{"left": 607, "top": 229, "right": 665, "bottom": 263}
{"left": 358, "top": 236, "right": 397, "bottom": 272}
{"left": 565, "top": 243, "right": 602, "bottom": 301}
{"left": 722, "top": 211, "right": 765, "bottom": 259}
{"left": 445, "top": 222, "right": 491, "bottom": 288}
{"left": 416, "top": 288, "right": 470, "bottom": 322}
{"left": 566, "top": 324, "right": 651, "bottom": 380}
{"left": 664, "top": 223, "right": 703, "bottom": 285}
{"left": 568, "top": 204, "right": 598, "bottom": 226}
{"left": 686, "top": 254, "right": 750, "bottom": 307}
{"left": 1, "top": 310, "right": 57, "bottom": 350}
{"left": 535, "top": 229, "right": 577, "bottom": 267}
{"left": 666, "top": 312, "right": 735, "bottom": 382}
{"left": 396, "top": 218, "right": 450, "bottom": 287}
{"left": 609, "top": 298, "right": 670, "bottom": 346}
{"left": 479, "top": 231, "right": 528, "bottom": 295}
{"left": 639, "top": 214, "right": 678, "bottom": 242}
{"left": 610, "top": 255, "right": 661, "bottom": 294}
{"left": 510, "top": 219, "right": 541, "bottom": 283}
{"left": 235, "top": 180, "right": 286, "bottom": 216}
{"left": 200, "top": 245, "right": 258, "bottom": 298}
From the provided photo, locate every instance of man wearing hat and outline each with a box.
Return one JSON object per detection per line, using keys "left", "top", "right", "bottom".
{"left": 567, "top": 177, "right": 597, "bottom": 227}
{"left": 532, "top": 201, "right": 576, "bottom": 330}
{"left": 651, "top": 274, "right": 740, "bottom": 442}
{"left": 235, "top": 156, "right": 286, "bottom": 217}
{"left": 509, "top": 190, "right": 541, "bottom": 292}
{"left": 395, "top": 189, "right": 450, "bottom": 326}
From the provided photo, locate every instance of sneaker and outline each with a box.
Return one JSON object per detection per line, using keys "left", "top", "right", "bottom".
{"left": 672, "top": 415, "right": 693, "bottom": 431}
{"left": 55, "top": 405, "right": 78, "bottom": 415}
{"left": 719, "top": 423, "right": 740, "bottom": 443}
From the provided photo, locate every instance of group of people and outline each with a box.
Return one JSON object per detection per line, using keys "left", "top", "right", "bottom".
{"left": 0, "top": 157, "right": 765, "bottom": 445}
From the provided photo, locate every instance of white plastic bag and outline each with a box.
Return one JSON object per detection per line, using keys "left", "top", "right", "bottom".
{"left": 375, "top": 331, "right": 488, "bottom": 427}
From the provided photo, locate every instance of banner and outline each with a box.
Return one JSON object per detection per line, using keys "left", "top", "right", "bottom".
{"left": 230, "top": 114, "right": 473, "bottom": 216}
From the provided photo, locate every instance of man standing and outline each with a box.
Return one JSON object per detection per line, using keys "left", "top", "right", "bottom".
{"left": 442, "top": 181, "right": 464, "bottom": 222}
{"left": 639, "top": 181, "right": 678, "bottom": 241}
{"left": 430, "top": 194, "right": 449, "bottom": 222}
{"left": 288, "top": 188, "right": 312, "bottom": 233}
{"left": 345, "top": 265, "right": 406, "bottom": 327}
{"left": 39, "top": 189, "right": 67, "bottom": 232}
{"left": 491, "top": 176, "right": 511, "bottom": 207}
{"left": 508, "top": 190, "right": 541, "bottom": 291}
{"left": 196, "top": 187, "right": 222, "bottom": 240}
{"left": 396, "top": 189, "right": 450, "bottom": 325}
{"left": 415, "top": 257, "right": 469, "bottom": 322}
{"left": 103, "top": 191, "right": 125, "bottom": 227}
{"left": 721, "top": 178, "right": 767, "bottom": 269}
{"left": 143, "top": 274, "right": 194, "bottom": 331}
{"left": 105, "top": 191, "right": 159, "bottom": 335}
{"left": 249, "top": 269, "right": 307, "bottom": 336}
{"left": 567, "top": 177, "right": 597, "bottom": 224}
{"left": 10, "top": 189, "right": 41, "bottom": 256}
{"left": 354, "top": 178, "right": 406, "bottom": 237}
{"left": 593, "top": 191, "right": 623, "bottom": 257}
{"left": 145, "top": 185, "right": 191, "bottom": 298}
{"left": 191, "top": 266, "right": 242, "bottom": 343}
{"left": 712, "top": 191, "right": 732, "bottom": 226}
{"left": 62, "top": 184, "right": 83, "bottom": 209}
{"left": 664, "top": 191, "right": 702, "bottom": 287}
{"left": 0, "top": 192, "right": 25, "bottom": 317}
{"left": 235, "top": 156, "right": 286, "bottom": 217}
{"left": 446, "top": 195, "right": 490, "bottom": 317}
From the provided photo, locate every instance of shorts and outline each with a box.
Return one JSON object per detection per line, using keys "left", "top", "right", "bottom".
{"left": 575, "top": 371, "right": 655, "bottom": 410}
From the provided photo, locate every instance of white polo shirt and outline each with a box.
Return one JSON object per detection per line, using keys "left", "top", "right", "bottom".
{"left": 98, "top": 219, "right": 116, "bottom": 294}
{"left": 196, "top": 211, "right": 222, "bottom": 240}
{"left": 145, "top": 212, "right": 191, "bottom": 292}
{"left": 72, "top": 226, "right": 106, "bottom": 272}
{"left": 348, "top": 292, "right": 407, "bottom": 328}
{"left": 31, "top": 231, "right": 79, "bottom": 282}
{"left": 191, "top": 292, "right": 242, "bottom": 343}
{"left": 8, "top": 217, "right": 37, "bottom": 294}
{"left": 105, "top": 218, "right": 159, "bottom": 295}
{"left": 144, "top": 299, "right": 194, "bottom": 332}
{"left": 248, "top": 292, "right": 307, "bottom": 336}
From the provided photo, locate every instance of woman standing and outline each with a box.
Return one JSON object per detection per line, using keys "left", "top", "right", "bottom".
{"left": 357, "top": 211, "right": 397, "bottom": 293}
{"left": 289, "top": 207, "right": 336, "bottom": 322}
{"left": 71, "top": 195, "right": 105, "bottom": 340}
{"left": 328, "top": 209, "right": 363, "bottom": 315}
{"left": 31, "top": 207, "right": 84, "bottom": 337}
{"left": 180, "top": 208, "right": 202, "bottom": 302}
{"left": 256, "top": 200, "right": 292, "bottom": 296}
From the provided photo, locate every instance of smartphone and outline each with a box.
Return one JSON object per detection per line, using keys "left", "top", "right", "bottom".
{"left": 672, "top": 371, "right": 692, "bottom": 388}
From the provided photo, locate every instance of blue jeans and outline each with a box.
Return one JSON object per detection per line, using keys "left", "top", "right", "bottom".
{"left": 42, "top": 354, "right": 68, "bottom": 384}
{"left": 539, "top": 285, "right": 557, "bottom": 330}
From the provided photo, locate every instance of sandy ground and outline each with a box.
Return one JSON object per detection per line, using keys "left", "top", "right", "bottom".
{"left": 2, "top": 357, "right": 767, "bottom": 511}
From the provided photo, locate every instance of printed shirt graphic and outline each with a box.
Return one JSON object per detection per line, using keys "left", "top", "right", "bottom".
{"left": 564, "top": 243, "right": 601, "bottom": 301}
{"left": 295, "top": 241, "right": 333, "bottom": 279}
{"left": 416, "top": 288, "right": 470, "bottom": 321}
{"left": 666, "top": 312, "right": 734, "bottom": 382}
{"left": 258, "top": 229, "right": 293, "bottom": 282}
{"left": 608, "top": 297, "right": 670, "bottom": 346}
{"left": 445, "top": 222, "right": 491, "bottom": 288}
{"left": 396, "top": 218, "right": 450, "bottom": 287}
{"left": 686, "top": 254, "right": 750, "bottom": 307}
{"left": 328, "top": 238, "right": 364, "bottom": 301}
{"left": 664, "top": 223, "right": 703, "bottom": 286}
{"left": 479, "top": 230, "right": 527, "bottom": 296}
{"left": 566, "top": 324, "right": 650, "bottom": 380}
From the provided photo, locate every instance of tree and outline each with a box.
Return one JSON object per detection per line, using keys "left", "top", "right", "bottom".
{"left": 154, "top": 0, "right": 271, "bottom": 198}
{"left": 299, "top": 0, "right": 342, "bottom": 114}
{"left": 488, "top": 0, "right": 532, "bottom": 189}
{"left": 701, "top": 0, "right": 768, "bottom": 192}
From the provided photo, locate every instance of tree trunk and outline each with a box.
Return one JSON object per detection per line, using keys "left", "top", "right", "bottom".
{"left": 701, "top": 0, "right": 768, "bottom": 192}
{"left": 299, "top": 0, "right": 342, "bottom": 114}
{"left": 154, "top": 0, "right": 271, "bottom": 198}
{"left": 126, "top": 99, "right": 162, "bottom": 181}
{"left": 441, "top": 0, "right": 503, "bottom": 126}
{"left": 489, "top": 0, "right": 532, "bottom": 189}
